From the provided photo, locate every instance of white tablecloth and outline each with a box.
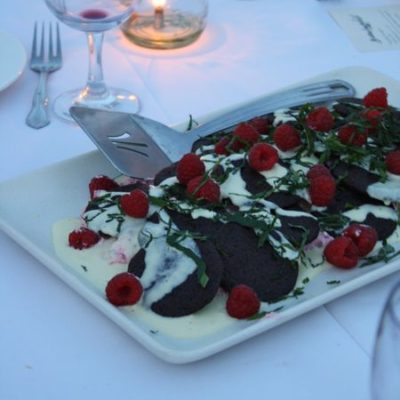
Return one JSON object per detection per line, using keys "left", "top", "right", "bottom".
{"left": 1, "top": 0, "right": 400, "bottom": 399}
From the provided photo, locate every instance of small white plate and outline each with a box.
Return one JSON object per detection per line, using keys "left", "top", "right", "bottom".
{"left": 1, "top": 66, "right": 400, "bottom": 364}
{"left": 0, "top": 31, "right": 26, "bottom": 91}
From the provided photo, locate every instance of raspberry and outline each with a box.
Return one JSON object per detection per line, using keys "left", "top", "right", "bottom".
{"left": 308, "top": 174, "right": 336, "bottom": 206}
{"left": 176, "top": 153, "right": 206, "bottom": 185}
{"left": 306, "top": 107, "right": 335, "bottom": 132}
{"left": 215, "top": 136, "right": 230, "bottom": 155}
{"left": 187, "top": 176, "right": 220, "bottom": 203}
{"left": 214, "top": 135, "right": 241, "bottom": 154}
{"left": 273, "top": 124, "right": 301, "bottom": 151}
{"left": 68, "top": 227, "right": 100, "bottom": 250}
{"left": 249, "top": 116, "right": 269, "bottom": 134}
{"left": 226, "top": 284, "right": 260, "bottom": 319}
{"left": 214, "top": 136, "right": 229, "bottom": 155}
{"left": 105, "top": 272, "right": 143, "bottom": 306}
{"left": 89, "top": 175, "right": 119, "bottom": 199}
{"left": 120, "top": 189, "right": 149, "bottom": 218}
{"left": 248, "top": 142, "right": 279, "bottom": 172}
{"left": 233, "top": 123, "right": 260, "bottom": 148}
{"left": 338, "top": 124, "right": 368, "bottom": 147}
{"left": 362, "top": 109, "right": 382, "bottom": 131}
{"left": 230, "top": 137, "right": 246, "bottom": 152}
{"left": 363, "top": 87, "right": 388, "bottom": 108}
{"left": 343, "top": 224, "right": 378, "bottom": 257}
{"left": 306, "top": 164, "right": 331, "bottom": 180}
{"left": 385, "top": 150, "right": 400, "bottom": 175}
{"left": 324, "top": 236, "right": 359, "bottom": 269}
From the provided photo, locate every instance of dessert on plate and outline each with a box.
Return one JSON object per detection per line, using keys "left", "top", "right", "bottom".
{"left": 53, "top": 86, "right": 400, "bottom": 332}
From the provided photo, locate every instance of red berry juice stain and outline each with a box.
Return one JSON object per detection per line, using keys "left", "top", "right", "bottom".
{"left": 80, "top": 9, "right": 109, "bottom": 19}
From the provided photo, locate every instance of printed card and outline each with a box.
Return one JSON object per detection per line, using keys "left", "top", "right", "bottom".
{"left": 329, "top": 5, "right": 400, "bottom": 52}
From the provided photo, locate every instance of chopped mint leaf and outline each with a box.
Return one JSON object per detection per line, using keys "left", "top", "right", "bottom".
{"left": 247, "top": 311, "right": 267, "bottom": 320}
{"left": 141, "top": 231, "right": 154, "bottom": 249}
{"left": 317, "top": 212, "right": 350, "bottom": 233}
{"left": 272, "top": 286, "right": 305, "bottom": 303}
{"left": 292, "top": 287, "right": 305, "bottom": 298}
{"left": 166, "top": 230, "right": 209, "bottom": 288}
{"left": 105, "top": 212, "right": 125, "bottom": 233}
{"left": 326, "top": 280, "right": 341, "bottom": 285}
{"left": 359, "top": 243, "right": 400, "bottom": 268}
{"left": 186, "top": 114, "right": 199, "bottom": 131}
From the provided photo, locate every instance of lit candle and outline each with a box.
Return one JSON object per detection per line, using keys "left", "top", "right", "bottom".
{"left": 153, "top": 0, "right": 166, "bottom": 30}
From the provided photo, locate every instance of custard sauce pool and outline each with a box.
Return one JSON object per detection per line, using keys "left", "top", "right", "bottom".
{"left": 53, "top": 219, "right": 236, "bottom": 339}
{"left": 52, "top": 219, "right": 328, "bottom": 339}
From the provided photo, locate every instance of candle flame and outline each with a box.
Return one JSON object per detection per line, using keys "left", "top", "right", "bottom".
{"left": 153, "top": 0, "right": 166, "bottom": 8}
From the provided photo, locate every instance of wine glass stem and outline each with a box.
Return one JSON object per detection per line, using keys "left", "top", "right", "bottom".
{"left": 85, "top": 32, "right": 108, "bottom": 98}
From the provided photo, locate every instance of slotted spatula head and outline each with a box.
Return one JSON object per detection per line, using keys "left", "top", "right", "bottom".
{"left": 70, "top": 107, "right": 174, "bottom": 179}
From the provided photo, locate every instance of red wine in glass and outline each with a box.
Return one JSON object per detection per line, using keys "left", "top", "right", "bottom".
{"left": 80, "top": 9, "right": 109, "bottom": 20}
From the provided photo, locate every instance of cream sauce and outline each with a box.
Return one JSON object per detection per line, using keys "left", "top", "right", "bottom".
{"left": 138, "top": 211, "right": 197, "bottom": 307}
{"left": 52, "top": 219, "right": 236, "bottom": 339}
{"left": 367, "top": 173, "right": 400, "bottom": 203}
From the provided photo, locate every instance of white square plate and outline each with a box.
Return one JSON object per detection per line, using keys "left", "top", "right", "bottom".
{"left": 1, "top": 66, "right": 400, "bottom": 364}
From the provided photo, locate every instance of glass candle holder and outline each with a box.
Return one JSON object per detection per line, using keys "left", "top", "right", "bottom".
{"left": 121, "top": 0, "right": 208, "bottom": 49}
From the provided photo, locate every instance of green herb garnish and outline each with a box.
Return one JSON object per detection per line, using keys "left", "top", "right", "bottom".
{"left": 165, "top": 225, "right": 209, "bottom": 288}
{"left": 326, "top": 280, "right": 341, "bottom": 285}
{"left": 359, "top": 243, "right": 400, "bottom": 268}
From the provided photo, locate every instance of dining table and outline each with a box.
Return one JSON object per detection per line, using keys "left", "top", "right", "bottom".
{"left": 1, "top": 0, "right": 400, "bottom": 399}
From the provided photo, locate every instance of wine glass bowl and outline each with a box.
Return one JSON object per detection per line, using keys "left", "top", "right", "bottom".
{"left": 45, "top": 0, "right": 135, "bottom": 32}
{"left": 44, "top": 0, "right": 140, "bottom": 122}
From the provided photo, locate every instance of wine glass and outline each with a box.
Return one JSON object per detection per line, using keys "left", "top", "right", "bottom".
{"left": 371, "top": 280, "right": 400, "bottom": 400}
{"left": 44, "top": 0, "right": 140, "bottom": 122}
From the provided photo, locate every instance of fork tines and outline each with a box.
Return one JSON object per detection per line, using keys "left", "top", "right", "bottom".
{"left": 49, "top": 22, "right": 62, "bottom": 62}
{"left": 31, "top": 21, "right": 62, "bottom": 63}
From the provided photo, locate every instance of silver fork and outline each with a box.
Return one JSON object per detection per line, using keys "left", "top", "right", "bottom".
{"left": 26, "top": 22, "right": 62, "bottom": 129}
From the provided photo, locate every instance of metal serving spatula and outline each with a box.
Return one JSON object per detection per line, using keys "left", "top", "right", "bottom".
{"left": 70, "top": 79, "right": 355, "bottom": 179}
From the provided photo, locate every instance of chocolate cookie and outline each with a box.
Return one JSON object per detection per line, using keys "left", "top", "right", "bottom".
{"left": 330, "top": 161, "right": 380, "bottom": 196}
{"left": 168, "top": 211, "right": 299, "bottom": 302}
{"left": 240, "top": 163, "right": 304, "bottom": 209}
{"left": 128, "top": 214, "right": 224, "bottom": 317}
{"left": 214, "top": 222, "right": 298, "bottom": 302}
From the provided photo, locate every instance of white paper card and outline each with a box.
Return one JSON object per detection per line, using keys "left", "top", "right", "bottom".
{"left": 329, "top": 5, "right": 400, "bottom": 52}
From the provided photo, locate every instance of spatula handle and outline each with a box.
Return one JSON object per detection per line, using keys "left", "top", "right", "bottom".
{"left": 192, "top": 79, "right": 355, "bottom": 139}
